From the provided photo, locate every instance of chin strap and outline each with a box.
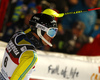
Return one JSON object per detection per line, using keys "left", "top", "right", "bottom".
{"left": 37, "top": 28, "right": 53, "bottom": 47}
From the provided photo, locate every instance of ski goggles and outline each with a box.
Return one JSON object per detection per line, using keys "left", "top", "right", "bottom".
{"left": 36, "top": 23, "right": 58, "bottom": 38}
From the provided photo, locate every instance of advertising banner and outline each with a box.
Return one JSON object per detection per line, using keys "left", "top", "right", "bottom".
{"left": 31, "top": 51, "right": 100, "bottom": 80}
{"left": 0, "top": 41, "right": 100, "bottom": 80}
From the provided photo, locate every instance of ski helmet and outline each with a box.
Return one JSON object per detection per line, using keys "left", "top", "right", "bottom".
{"left": 29, "top": 13, "right": 58, "bottom": 47}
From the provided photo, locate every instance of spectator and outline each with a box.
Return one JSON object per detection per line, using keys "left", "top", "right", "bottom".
{"left": 77, "top": 34, "right": 100, "bottom": 56}
{"left": 28, "top": 0, "right": 36, "bottom": 9}
{"left": 57, "top": 0, "right": 79, "bottom": 35}
{"left": 91, "top": 25, "right": 100, "bottom": 38}
{"left": 1, "top": 7, "right": 35, "bottom": 42}
{"left": 62, "top": 0, "right": 98, "bottom": 37}
{"left": 51, "top": 21, "right": 92, "bottom": 54}
{"left": 65, "top": 0, "right": 79, "bottom": 11}
{"left": 36, "top": 0, "right": 50, "bottom": 13}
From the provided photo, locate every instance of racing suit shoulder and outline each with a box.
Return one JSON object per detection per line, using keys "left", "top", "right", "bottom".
{"left": 10, "top": 32, "right": 38, "bottom": 80}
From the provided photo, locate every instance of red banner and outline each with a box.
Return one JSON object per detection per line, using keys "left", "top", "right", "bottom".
{"left": 77, "top": 34, "right": 100, "bottom": 56}
{"left": 0, "top": 0, "right": 9, "bottom": 32}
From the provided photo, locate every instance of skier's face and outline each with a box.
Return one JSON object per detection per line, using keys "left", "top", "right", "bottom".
{"left": 42, "top": 33, "right": 53, "bottom": 46}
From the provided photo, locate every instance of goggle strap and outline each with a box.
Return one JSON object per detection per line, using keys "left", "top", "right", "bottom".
{"left": 36, "top": 23, "right": 48, "bottom": 32}
{"left": 47, "top": 28, "right": 58, "bottom": 38}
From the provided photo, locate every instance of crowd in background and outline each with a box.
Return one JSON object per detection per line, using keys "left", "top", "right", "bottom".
{"left": 0, "top": 0, "right": 100, "bottom": 56}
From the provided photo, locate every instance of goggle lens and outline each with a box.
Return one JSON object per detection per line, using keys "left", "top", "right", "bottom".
{"left": 47, "top": 28, "right": 58, "bottom": 38}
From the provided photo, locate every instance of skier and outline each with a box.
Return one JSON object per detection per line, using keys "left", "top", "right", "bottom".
{"left": 0, "top": 13, "right": 58, "bottom": 80}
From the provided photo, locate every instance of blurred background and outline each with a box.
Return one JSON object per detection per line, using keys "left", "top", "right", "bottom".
{"left": 0, "top": 0, "right": 100, "bottom": 56}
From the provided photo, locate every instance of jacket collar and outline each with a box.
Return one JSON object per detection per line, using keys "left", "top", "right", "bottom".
{"left": 26, "top": 32, "right": 43, "bottom": 49}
